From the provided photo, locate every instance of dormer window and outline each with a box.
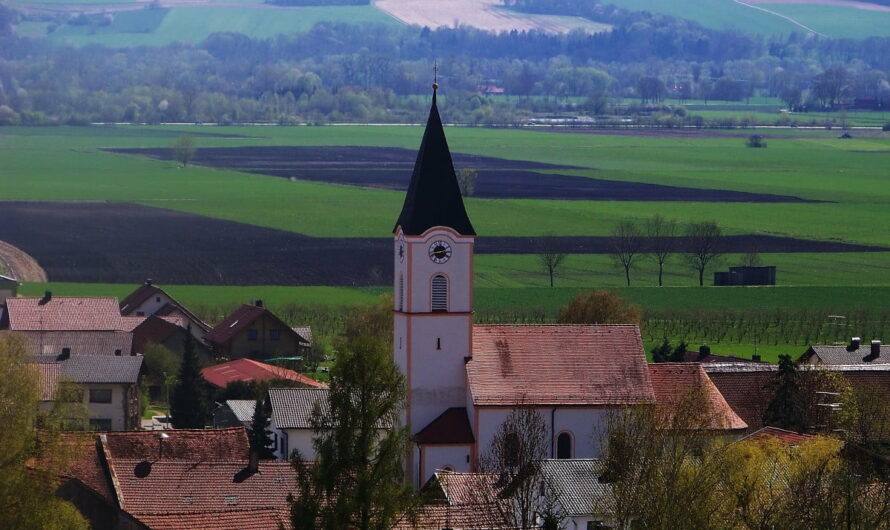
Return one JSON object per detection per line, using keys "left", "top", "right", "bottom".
{"left": 431, "top": 275, "right": 448, "bottom": 312}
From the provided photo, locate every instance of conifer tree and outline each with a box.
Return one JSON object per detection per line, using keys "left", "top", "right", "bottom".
{"left": 763, "top": 354, "right": 804, "bottom": 431}
{"left": 170, "top": 328, "right": 209, "bottom": 429}
{"left": 248, "top": 394, "right": 275, "bottom": 459}
{"left": 651, "top": 339, "right": 672, "bottom": 363}
{"left": 669, "top": 340, "right": 688, "bottom": 362}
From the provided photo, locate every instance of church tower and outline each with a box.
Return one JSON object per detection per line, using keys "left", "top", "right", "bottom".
{"left": 393, "top": 85, "right": 475, "bottom": 481}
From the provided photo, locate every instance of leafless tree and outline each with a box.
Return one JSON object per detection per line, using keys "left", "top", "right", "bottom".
{"left": 610, "top": 219, "right": 643, "bottom": 287}
{"left": 684, "top": 221, "right": 723, "bottom": 286}
{"left": 479, "top": 406, "right": 552, "bottom": 529}
{"left": 171, "top": 134, "right": 196, "bottom": 167}
{"left": 645, "top": 214, "right": 677, "bottom": 286}
{"left": 538, "top": 236, "right": 567, "bottom": 288}
{"left": 456, "top": 168, "right": 478, "bottom": 197}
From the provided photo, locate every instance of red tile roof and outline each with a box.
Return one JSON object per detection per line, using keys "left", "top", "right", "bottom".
{"left": 101, "top": 428, "right": 249, "bottom": 461}
{"left": 204, "top": 304, "right": 306, "bottom": 346}
{"left": 119, "top": 283, "right": 210, "bottom": 331}
{"left": 134, "top": 508, "right": 291, "bottom": 530}
{"left": 703, "top": 368, "right": 775, "bottom": 432}
{"left": 201, "top": 358, "right": 325, "bottom": 389}
{"left": 6, "top": 297, "right": 122, "bottom": 331}
{"left": 58, "top": 434, "right": 116, "bottom": 502}
{"left": 742, "top": 426, "right": 817, "bottom": 446}
{"left": 415, "top": 407, "right": 475, "bottom": 445}
{"left": 395, "top": 472, "right": 508, "bottom": 529}
{"left": 130, "top": 315, "right": 184, "bottom": 353}
{"left": 648, "top": 363, "right": 747, "bottom": 431}
{"left": 467, "top": 325, "right": 655, "bottom": 406}
{"left": 112, "top": 459, "right": 296, "bottom": 515}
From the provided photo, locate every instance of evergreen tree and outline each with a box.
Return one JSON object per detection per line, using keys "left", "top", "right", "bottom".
{"left": 651, "top": 339, "right": 672, "bottom": 363}
{"left": 669, "top": 341, "right": 688, "bottom": 362}
{"left": 248, "top": 394, "right": 275, "bottom": 459}
{"left": 290, "top": 298, "right": 414, "bottom": 530}
{"left": 170, "top": 328, "right": 209, "bottom": 429}
{"left": 762, "top": 355, "right": 804, "bottom": 431}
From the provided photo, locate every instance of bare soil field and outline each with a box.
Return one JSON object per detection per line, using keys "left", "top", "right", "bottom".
{"left": 374, "top": 0, "right": 608, "bottom": 34}
{"left": 0, "top": 202, "right": 880, "bottom": 286}
{"left": 108, "top": 146, "right": 817, "bottom": 203}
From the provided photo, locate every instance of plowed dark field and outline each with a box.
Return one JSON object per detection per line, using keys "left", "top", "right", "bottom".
{"left": 0, "top": 202, "right": 880, "bottom": 286}
{"left": 107, "top": 146, "right": 817, "bottom": 203}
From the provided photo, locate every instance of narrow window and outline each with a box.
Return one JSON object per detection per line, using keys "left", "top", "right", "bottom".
{"left": 431, "top": 275, "right": 448, "bottom": 312}
{"left": 399, "top": 274, "right": 404, "bottom": 311}
{"left": 557, "top": 432, "right": 573, "bottom": 459}
{"left": 89, "top": 389, "right": 112, "bottom": 404}
{"left": 436, "top": 338, "right": 441, "bottom": 350}
{"left": 270, "top": 329, "right": 281, "bottom": 341}
{"left": 247, "top": 329, "right": 258, "bottom": 341}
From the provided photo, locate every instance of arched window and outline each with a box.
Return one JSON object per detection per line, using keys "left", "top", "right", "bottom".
{"left": 398, "top": 274, "right": 404, "bottom": 311}
{"left": 431, "top": 275, "right": 448, "bottom": 312}
{"left": 556, "top": 432, "right": 573, "bottom": 459}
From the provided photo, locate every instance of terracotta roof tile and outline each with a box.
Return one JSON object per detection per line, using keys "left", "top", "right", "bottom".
{"left": 102, "top": 428, "right": 249, "bottom": 461}
{"left": 112, "top": 459, "right": 296, "bottom": 515}
{"left": 704, "top": 368, "right": 775, "bottom": 432}
{"left": 396, "top": 472, "right": 508, "bottom": 529}
{"left": 134, "top": 508, "right": 291, "bottom": 530}
{"left": 742, "top": 426, "right": 817, "bottom": 446}
{"left": 467, "top": 325, "right": 655, "bottom": 406}
{"left": 648, "top": 363, "right": 747, "bottom": 431}
{"left": 130, "top": 315, "right": 185, "bottom": 354}
{"left": 8, "top": 330, "right": 134, "bottom": 356}
{"left": 415, "top": 407, "right": 474, "bottom": 445}
{"left": 201, "top": 358, "right": 325, "bottom": 389}
{"left": 58, "top": 434, "right": 115, "bottom": 502}
{"left": 6, "top": 297, "right": 122, "bottom": 331}
{"left": 204, "top": 305, "right": 267, "bottom": 345}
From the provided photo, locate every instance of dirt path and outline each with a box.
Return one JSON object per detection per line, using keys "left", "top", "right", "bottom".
{"left": 732, "top": 0, "right": 825, "bottom": 35}
{"left": 0, "top": 240, "right": 48, "bottom": 282}
{"left": 744, "top": 0, "right": 890, "bottom": 11}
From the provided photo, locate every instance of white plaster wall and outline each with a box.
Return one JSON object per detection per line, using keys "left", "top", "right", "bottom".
{"left": 475, "top": 407, "right": 609, "bottom": 460}
{"left": 129, "top": 293, "right": 173, "bottom": 316}
{"left": 277, "top": 428, "right": 316, "bottom": 461}
{"left": 421, "top": 444, "right": 472, "bottom": 483}
{"left": 83, "top": 384, "right": 127, "bottom": 431}
{"left": 396, "top": 228, "right": 474, "bottom": 315}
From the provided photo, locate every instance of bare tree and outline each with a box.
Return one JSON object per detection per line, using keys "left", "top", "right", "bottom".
{"left": 171, "top": 134, "right": 196, "bottom": 167}
{"left": 684, "top": 221, "right": 723, "bottom": 286}
{"left": 610, "top": 219, "right": 643, "bottom": 287}
{"left": 538, "top": 236, "right": 567, "bottom": 288}
{"left": 456, "top": 168, "right": 478, "bottom": 197}
{"left": 479, "top": 406, "right": 551, "bottom": 530}
{"left": 645, "top": 214, "right": 677, "bottom": 286}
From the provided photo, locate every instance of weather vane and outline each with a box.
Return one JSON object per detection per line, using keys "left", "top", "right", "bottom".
{"left": 433, "top": 60, "right": 439, "bottom": 90}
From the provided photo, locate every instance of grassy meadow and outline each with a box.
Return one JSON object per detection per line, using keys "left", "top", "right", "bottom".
{"left": 4, "top": 123, "right": 890, "bottom": 360}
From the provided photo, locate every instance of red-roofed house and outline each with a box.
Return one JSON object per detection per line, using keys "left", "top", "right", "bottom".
{"left": 2, "top": 294, "right": 122, "bottom": 331}
{"left": 204, "top": 301, "right": 309, "bottom": 360}
{"left": 648, "top": 363, "right": 747, "bottom": 434}
{"left": 201, "top": 358, "right": 325, "bottom": 389}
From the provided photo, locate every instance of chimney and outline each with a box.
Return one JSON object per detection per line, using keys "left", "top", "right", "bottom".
{"left": 254, "top": 299, "right": 263, "bottom": 308}
{"left": 114, "top": 349, "right": 122, "bottom": 356}
{"left": 39, "top": 290, "right": 52, "bottom": 305}
{"left": 58, "top": 347, "right": 71, "bottom": 361}
{"left": 872, "top": 340, "right": 881, "bottom": 357}
{"left": 145, "top": 278, "right": 153, "bottom": 286}
{"left": 849, "top": 336, "right": 862, "bottom": 351}
{"left": 248, "top": 449, "right": 259, "bottom": 474}
{"left": 752, "top": 354, "right": 762, "bottom": 362}
{"left": 698, "top": 344, "right": 711, "bottom": 360}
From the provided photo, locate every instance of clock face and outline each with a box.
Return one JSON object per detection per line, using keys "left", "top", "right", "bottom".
{"left": 428, "top": 240, "right": 452, "bottom": 264}
{"left": 397, "top": 243, "right": 405, "bottom": 263}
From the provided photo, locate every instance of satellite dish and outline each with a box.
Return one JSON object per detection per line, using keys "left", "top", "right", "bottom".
{"left": 134, "top": 460, "right": 152, "bottom": 478}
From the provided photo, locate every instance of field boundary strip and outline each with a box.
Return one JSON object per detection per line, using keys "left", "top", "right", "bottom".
{"left": 732, "top": 0, "right": 826, "bottom": 35}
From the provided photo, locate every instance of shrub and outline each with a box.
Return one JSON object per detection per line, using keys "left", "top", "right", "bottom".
{"left": 883, "top": 123, "right": 890, "bottom": 132}
{"left": 746, "top": 134, "right": 767, "bottom": 148}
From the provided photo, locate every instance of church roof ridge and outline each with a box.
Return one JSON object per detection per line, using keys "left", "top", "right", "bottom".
{"left": 393, "top": 86, "right": 475, "bottom": 236}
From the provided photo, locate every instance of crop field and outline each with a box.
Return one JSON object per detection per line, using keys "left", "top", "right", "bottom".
{"left": 3, "top": 122, "right": 890, "bottom": 360}
{"left": 20, "top": 5, "right": 398, "bottom": 47}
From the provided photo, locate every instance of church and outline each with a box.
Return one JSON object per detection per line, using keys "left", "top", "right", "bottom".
{"left": 392, "top": 86, "right": 658, "bottom": 487}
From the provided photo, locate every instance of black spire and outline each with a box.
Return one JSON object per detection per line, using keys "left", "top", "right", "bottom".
{"left": 393, "top": 85, "right": 476, "bottom": 236}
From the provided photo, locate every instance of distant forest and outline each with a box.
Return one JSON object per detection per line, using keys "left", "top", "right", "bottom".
{"left": 0, "top": 1, "right": 889, "bottom": 125}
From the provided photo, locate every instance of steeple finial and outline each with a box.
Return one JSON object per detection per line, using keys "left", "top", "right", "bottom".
{"left": 432, "top": 61, "right": 439, "bottom": 99}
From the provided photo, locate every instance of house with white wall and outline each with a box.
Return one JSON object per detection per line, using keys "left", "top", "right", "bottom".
{"left": 268, "top": 387, "right": 329, "bottom": 460}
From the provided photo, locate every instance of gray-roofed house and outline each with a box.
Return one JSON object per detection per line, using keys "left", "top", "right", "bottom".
{"left": 800, "top": 337, "right": 890, "bottom": 366}
{"left": 36, "top": 354, "right": 144, "bottom": 431}
{"left": 213, "top": 399, "right": 256, "bottom": 428}
{"left": 268, "top": 387, "right": 329, "bottom": 460}
{"left": 537, "top": 459, "right": 616, "bottom": 529}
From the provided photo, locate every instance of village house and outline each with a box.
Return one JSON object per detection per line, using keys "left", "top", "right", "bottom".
{"left": 35, "top": 353, "right": 144, "bottom": 430}
{"left": 268, "top": 387, "right": 329, "bottom": 461}
{"left": 204, "top": 301, "right": 310, "bottom": 360}
{"left": 212, "top": 399, "right": 257, "bottom": 429}
{"left": 119, "top": 280, "right": 210, "bottom": 342}
{"left": 201, "top": 357, "right": 324, "bottom": 391}
{"left": 799, "top": 336, "right": 890, "bottom": 365}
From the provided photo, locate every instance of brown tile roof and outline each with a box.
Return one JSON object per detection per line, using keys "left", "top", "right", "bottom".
{"left": 396, "top": 472, "right": 509, "bottom": 530}
{"left": 58, "top": 434, "right": 116, "bottom": 502}
{"left": 703, "top": 366, "right": 776, "bottom": 432}
{"left": 9, "top": 330, "right": 133, "bottom": 356}
{"left": 134, "top": 508, "right": 291, "bottom": 530}
{"left": 415, "top": 407, "right": 474, "bottom": 445}
{"left": 36, "top": 362, "right": 60, "bottom": 401}
{"left": 204, "top": 304, "right": 301, "bottom": 346}
{"left": 6, "top": 297, "right": 122, "bottom": 331}
{"left": 741, "top": 426, "right": 817, "bottom": 446}
{"left": 130, "top": 315, "right": 184, "bottom": 353}
{"left": 118, "top": 316, "right": 146, "bottom": 333}
{"left": 680, "top": 351, "right": 765, "bottom": 364}
{"left": 648, "top": 363, "right": 747, "bottom": 431}
{"left": 201, "top": 358, "right": 325, "bottom": 389}
{"left": 119, "top": 283, "right": 210, "bottom": 332}
{"left": 101, "top": 428, "right": 249, "bottom": 461}
{"left": 467, "top": 325, "right": 655, "bottom": 406}
{"left": 112, "top": 459, "right": 296, "bottom": 515}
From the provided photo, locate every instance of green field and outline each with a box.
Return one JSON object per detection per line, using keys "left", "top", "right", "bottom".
{"left": 24, "top": 6, "right": 399, "bottom": 46}
{"left": 4, "top": 123, "right": 890, "bottom": 361}
{"left": 602, "top": 0, "right": 890, "bottom": 37}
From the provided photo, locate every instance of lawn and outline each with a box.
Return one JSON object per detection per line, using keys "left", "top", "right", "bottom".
{"left": 41, "top": 6, "right": 399, "bottom": 47}
{"left": 760, "top": 3, "right": 890, "bottom": 38}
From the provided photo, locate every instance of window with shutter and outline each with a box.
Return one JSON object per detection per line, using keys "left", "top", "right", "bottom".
{"left": 431, "top": 275, "right": 448, "bottom": 312}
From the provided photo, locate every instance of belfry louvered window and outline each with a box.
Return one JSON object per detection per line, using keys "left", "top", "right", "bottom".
{"left": 431, "top": 275, "right": 448, "bottom": 312}
{"left": 398, "top": 274, "right": 404, "bottom": 311}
